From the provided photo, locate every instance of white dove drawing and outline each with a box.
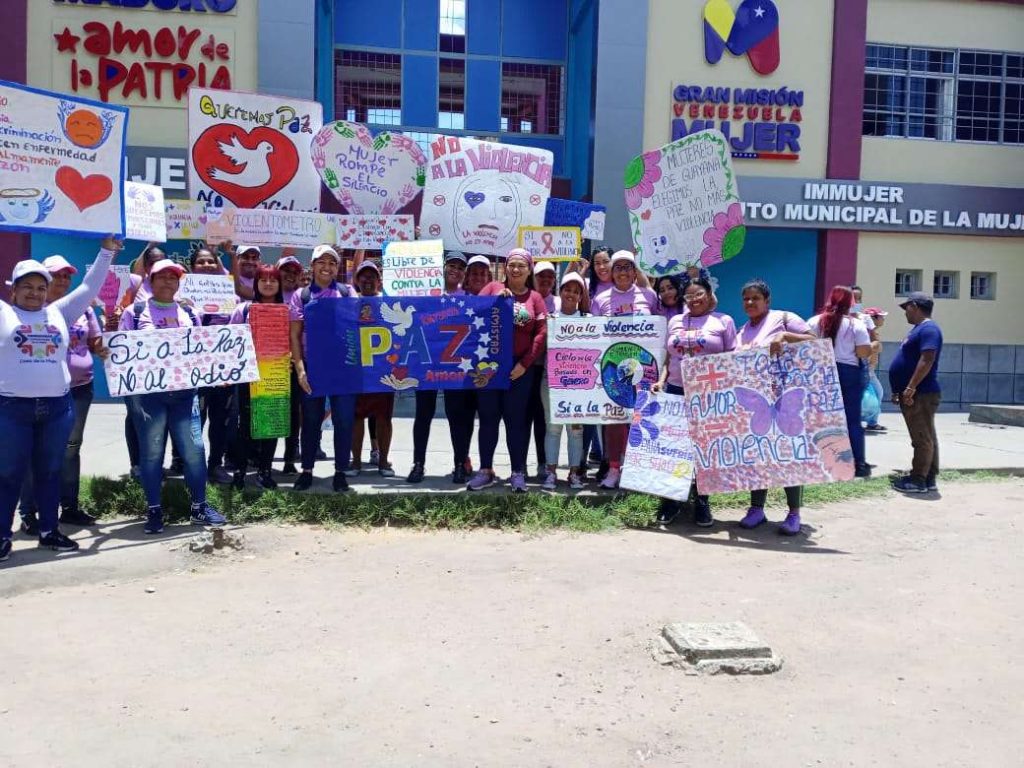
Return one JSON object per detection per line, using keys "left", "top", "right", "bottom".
{"left": 379, "top": 302, "right": 416, "bottom": 336}
{"left": 208, "top": 137, "right": 274, "bottom": 188}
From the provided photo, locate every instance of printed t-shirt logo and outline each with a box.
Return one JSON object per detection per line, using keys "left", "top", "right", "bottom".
{"left": 14, "top": 323, "right": 62, "bottom": 359}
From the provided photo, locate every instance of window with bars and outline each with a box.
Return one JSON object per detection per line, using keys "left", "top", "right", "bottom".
{"left": 933, "top": 270, "right": 959, "bottom": 299}
{"left": 970, "top": 271, "right": 996, "bottom": 300}
{"left": 863, "top": 44, "right": 1023, "bottom": 144}
{"left": 439, "top": 57, "right": 466, "bottom": 130}
{"left": 501, "top": 62, "right": 564, "bottom": 135}
{"left": 335, "top": 50, "right": 402, "bottom": 127}
{"left": 895, "top": 269, "right": 921, "bottom": 296}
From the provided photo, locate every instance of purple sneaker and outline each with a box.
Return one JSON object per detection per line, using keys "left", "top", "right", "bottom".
{"left": 779, "top": 511, "right": 802, "bottom": 536}
{"left": 509, "top": 472, "right": 528, "bottom": 493}
{"left": 466, "top": 470, "right": 495, "bottom": 491}
{"left": 739, "top": 507, "right": 766, "bottom": 529}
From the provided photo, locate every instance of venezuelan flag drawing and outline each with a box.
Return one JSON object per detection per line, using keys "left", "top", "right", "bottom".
{"left": 249, "top": 303, "right": 292, "bottom": 439}
{"left": 704, "top": 0, "right": 780, "bottom": 75}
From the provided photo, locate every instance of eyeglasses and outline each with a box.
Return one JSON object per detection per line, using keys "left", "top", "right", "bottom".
{"left": 684, "top": 290, "right": 708, "bottom": 301}
{"left": 611, "top": 264, "right": 634, "bottom": 272}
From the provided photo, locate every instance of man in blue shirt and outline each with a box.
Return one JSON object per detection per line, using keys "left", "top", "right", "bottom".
{"left": 888, "top": 292, "right": 943, "bottom": 494}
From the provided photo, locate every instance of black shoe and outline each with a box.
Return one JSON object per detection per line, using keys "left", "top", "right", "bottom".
{"left": 316, "top": 448, "right": 327, "bottom": 461}
{"left": 407, "top": 463, "right": 425, "bottom": 483}
{"left": 656, "top": 499, "right": 679, "bottom": 525}
{"left": 38, "top": 530, "right": 79, "bottom": 552}
{"left": 332, "top": 472, "right": 350, "bottom": 493}
{"left": 257, "top": 471, "right": 278, "bottom": 490}
{"left": 926, "top": 476, "right": 938, "bottom": 492}
{"left": 167, "top": 458, "right": 185, "bottom": 477}
{"left": 0, "top": 538, "right": 10, "bottom": 561}
{"left": 855, "top": 463, "right": 872, "bottom": 478}
{"left": 59, "top": 508, "right": 97, "bottom": 526}
{"left": 451, "top": 464, "right": 468, "bottom": 484}
{"left": 144, "top": 507, "right": 164, "bottom": 534}
{"left": 20, "top": 512, "right": 39, "bottom": 537}
{"left": 232, "top": 470, "right": 246, "bottom": 490}
{"left": 595, "top": 460, "right": 609, "bottom": 483}
{"left": 282, "top": 463, "right": 298, "bottom": 475}
{"left": 694, "top": 500, "right": 714, "bottom": 528}
{"left": 293, "top": 472, "right": 314, "bottom": 491}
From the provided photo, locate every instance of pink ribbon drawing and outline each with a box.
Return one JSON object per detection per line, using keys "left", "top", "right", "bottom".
{"left": 541, "top": 232, "right": 555, "bottom": 255}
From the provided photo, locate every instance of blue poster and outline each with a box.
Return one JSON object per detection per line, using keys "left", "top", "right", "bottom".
{"left": 304, "top": 296, "right": 514, "bottom": 395}
{"left": 544, "top": 198, "right": 606, "bottom": 239}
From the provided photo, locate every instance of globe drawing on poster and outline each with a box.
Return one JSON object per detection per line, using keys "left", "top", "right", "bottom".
{"left": 625, "top": 128, "right": 745, "bottom": 277}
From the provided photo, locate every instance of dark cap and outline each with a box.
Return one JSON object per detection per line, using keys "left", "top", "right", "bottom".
{"left": 444, "top": 250, "right": 468, "bottom": 265}
{"left": 899, "top": 291, "right": 934, "bottom": 310}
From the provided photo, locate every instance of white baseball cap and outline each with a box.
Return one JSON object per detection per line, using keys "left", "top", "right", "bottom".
{"left": 355, "top": 260, "right": 380, "bottom": 275}
{"left": 559, "top": 272, "right": 586, "bottom": 290}
{"left": 6, "top": 259, "right": 52, "bottom": 286}
{"left": 534, "top": 260, "right": 556, "bottom": 275}
{"left": 610, "top": 250, "right": 635, "bottom": 267}
{"left": 311, "top": 244, "right": 340, "bottom": 263}
{"left": 276, "top": 255, "right": 302, "bottom": 270}
{"left": 237, "top": 245, "right": 262, "bottom": 256}
{"left": 149, "top": 259, "right": 186, "bottom": 277}
{"left": 466, "top": 254, "right": 492, "bottom": 269}
{"left": 43, "top": 255, "right": 78, "bottom": 275}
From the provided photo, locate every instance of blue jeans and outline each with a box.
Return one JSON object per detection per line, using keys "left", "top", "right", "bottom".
{"left": 476, "top": 366, "right": 536, "bottom": 473}
{"left": 0, "top": 394, "right": 74, "bottom": 539}
{"left": 127, "top": 390, "right": 207, "bottom": 508}
{"left": 300, "top": 393, "right": 356, "bottom": 472}
{"left": 837, "top": 362, "right": 866, "bottom": 468}
{"left": 19, "top": 382, "right": 94, "bottom": 518}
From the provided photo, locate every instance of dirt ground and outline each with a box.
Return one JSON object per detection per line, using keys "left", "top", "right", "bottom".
{"left": 2, "top": 480, "right": 1022, "bottom": 767}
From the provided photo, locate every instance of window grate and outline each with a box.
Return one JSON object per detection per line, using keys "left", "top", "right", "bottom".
{"left": 335, "top": 50, "right": 402, "bottom": 126}
{"left": 501, "top": 62, "right": 564, "bottom": 135}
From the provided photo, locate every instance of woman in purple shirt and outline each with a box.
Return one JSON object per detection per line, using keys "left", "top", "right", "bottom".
{"left": 653, "top": 275, "right": 684, "bottom": 321}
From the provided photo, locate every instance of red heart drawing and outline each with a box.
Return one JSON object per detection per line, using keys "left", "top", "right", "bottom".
{"left": 393, "top": 366, "right": 408, "bottom": 379}
{"left": 386, "top": 354, "right": 398, "bottom": 364}
{"left": 192, "top": 125, "right": 299, "bottom": 209}
{"left": 673, "top": 103, "right": 684, "bottom": 117}
{"left": 641, "top": 210, "right": 652, "bottom": 220}
{"left": 55, "top": 167, "right": 112, "bottom": 212}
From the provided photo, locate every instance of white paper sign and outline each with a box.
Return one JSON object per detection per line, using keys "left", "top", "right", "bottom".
{"left": 124, "top": 181, "right": 166, "bottom": 242}
{"left": 177, "top": 274, "right": 238, "bottom": 315}
{"left": 103, "top": 324, "right": 259, "bottom": 396}
{"left": 625, "top": 128, "right": 744, "bottom": 277}
{"left": 583, "top": 210, "right": 606, "bottom": 240}
{"left": 419, "top": 136, "right": 553, "bottom": 257}
{"left": 335, "top": 214, "right": 415, "bottom": 249}
{"left": 164, "top": 199, "right": 208, "bottom": 240}
{"left": 619, "top": 390, "right": 696, "bottom": 501}
{"left": 382, "top": 240, "right": 444, "bottom": 297}
{"left": 0, "top": 80, "right": 128, "bottom": 237}
{"left": 204, "top": 206, "right": 337, "bottom": 249}
{"left": 188, "top": 87, "right": 323, "bottom": 212}
{"left": 518, "top": 226, "right": 582, "bottom": 262}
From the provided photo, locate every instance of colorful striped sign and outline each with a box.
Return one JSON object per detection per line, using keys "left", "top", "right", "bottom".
{"left": 249, "top": 304, "right": 292, "bottom": 439}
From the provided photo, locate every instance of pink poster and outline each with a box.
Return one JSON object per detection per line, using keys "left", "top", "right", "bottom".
{"left": 681, "top": 339, "right": 855, "bottom": 493}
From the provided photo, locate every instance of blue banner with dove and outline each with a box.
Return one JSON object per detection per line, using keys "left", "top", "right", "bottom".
{"left": 304, "top": 296, "right": 514, "bottom": 395}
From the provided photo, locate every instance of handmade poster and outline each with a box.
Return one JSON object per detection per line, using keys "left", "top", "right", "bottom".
{"left": 311, "top": 121, "right": 426, "bottom": 214}
{"left": 102, "top": 324, "right": 259, "bottom": 396}
{"left": 382, "top": 239, "right": 444, "bottom": 297}
{"left": 203, "top": 206, "right": 336, "bottom": 249}
{"left": 681, "top": 339, "right": 855, "bottom": 494}
{"left": 544, "top": 198, "right": 607, "bottom": 240}
{"left": 124, "top": 181, "right": 166, "bottom": 242}
{"left": 177, "top": 274, "right": 237, "bottom": 315}
{"left": 625, "top": 128, "right": 745, "bottom": 277}
{"left": 420, "top": 136, "right": 553, "bottom": 257}
{"left": 335, "top": 214, "right": 415, "bottom": 249}
{"left": 517, "top": 226, "right": 582, "bottom": 262}
{"left": 96, "top": 264, "right": 132, "bottom": 316}
{"left": 248, "top": 303, "right": 291, "bottom": 439}
{"left": 165, "top": 200, "right": 208, "bottom": 240}
{"left": 188, "top": 87, "right": 323, "bottom": 211}
{"left": 619, "top": 390, "right": 696, "bottom": 501}
{"left": 304, "top": 296, "right": 513, "bottom": 396}
{"left": 0, "top": 80, "right": 128, "bottom": 237}
{"left": 547, "top": 315, "right": 667, "bottom": 424}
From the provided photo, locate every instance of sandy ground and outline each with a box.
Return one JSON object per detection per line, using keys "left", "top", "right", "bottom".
{"left": 2, "top": 480, "right": 1022, "bottom": 767}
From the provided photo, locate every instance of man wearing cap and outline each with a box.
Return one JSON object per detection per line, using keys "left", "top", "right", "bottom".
{"left": 888, "top": 291, "right": 943, "bottom": 494}
{"left": 289, "top": 244, "right": 358, "bottom": 492}
{"left": 232, "top": 244, "right": 263, "bottom": 300}
{"left": 118, "top": 259, "right": 227, "bottom": 533}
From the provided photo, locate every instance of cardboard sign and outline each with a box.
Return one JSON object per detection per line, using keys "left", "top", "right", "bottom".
{"left": 188, "top": 87, "right": 323, "bottom": 211}
{"left": 311, "top": 121, "right": 426, "bottom": 214}
{"left": 177, "top": 274, "right": 237, "bottom": 315}
{"left": 124, "top": 181, "right": 166, "bottom": 242}
{"left": 546, "top": 315, "right": 667, "bottom": 424}
{"left": 248, "top": 303, "right": 291, "bottom": 439}
{"left": 164, "top": 199, "right": 208, "bottom": 240}
{"left": 203, "top": 206, "right": 336, "bottom": 248}
{"left": 620, "top": 390, "right": 696, "bottom": 501}
{"left": 335, "top": 214, "right": 415, "bottom": 249}
{"left": 0, "top": 80, "right": 128, "bottom": 238}
{"left": 545, "top": 198, "right": 606, "bottom": 240}
{"left": 517, "top": 226, "right": 582, "bottom": 262}
{"left": 681, "top": 339, "right": 856, "bottom": 493}
{"left": 419, "top": 136, "right": 553, "bottom": 256}
{"left": 304, "top": 296, "right": 514, "bottom": 395}
{"left": 96, "top": 264, "right": 132, "bottom": 316}
{"left": 382, "top": 239, "right": 444, "bottom": 297}
{"left": 103, "top": 324, "right": 259, "bottom": 396}
{"left": 626, "top": 128, "right": 745, "bottom": 276}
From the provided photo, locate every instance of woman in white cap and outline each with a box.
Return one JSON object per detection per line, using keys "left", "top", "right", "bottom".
{"left": 118, "top": 258, "right": 227, "bottom": 535}
{"left": 0, "top": 238, "right": 119, "bottom": 562}
{"left": 17, "top": 255, "right": 109, "bottom": 535}
{"left": 529, "top": 260, "right": 558, "bottom": 477}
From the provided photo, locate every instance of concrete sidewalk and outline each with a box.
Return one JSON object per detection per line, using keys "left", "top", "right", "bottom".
{"left": 79, "top": 404, "right": 1024, "bottom": 494}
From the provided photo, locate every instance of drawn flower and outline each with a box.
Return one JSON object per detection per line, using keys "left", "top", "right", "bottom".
{"left": 699, "top": 202, "right": 746, "bottom": 266}
{"left": 628, "top": 391, "right": 661, "bottom": 447}
{"left": 624, "top": 150, "right": 662, "bottom": 211}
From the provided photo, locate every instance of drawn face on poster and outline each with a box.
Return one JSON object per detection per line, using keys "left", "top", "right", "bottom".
{"left": 454, "top": 177, "right": 522, "bottom": 252}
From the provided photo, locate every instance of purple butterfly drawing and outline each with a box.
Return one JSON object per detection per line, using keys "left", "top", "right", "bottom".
{"left": 733, "top": 387, "right": 806, "bottom": 437}
{"left": 628, "top": 391, "right": 661, "bottom": 447}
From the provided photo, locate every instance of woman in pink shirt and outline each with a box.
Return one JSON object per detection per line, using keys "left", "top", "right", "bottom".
{"left": 735, "top": 279, "right": 814, "bottom": 535}
{"left": 469, "top": 248, "right": 548, "bottom": 493}
{"left": 652, "top": 275, "right": 736, "bottom": 526}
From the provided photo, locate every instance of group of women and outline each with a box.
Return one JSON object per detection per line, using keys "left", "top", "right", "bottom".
{"left": 1, "top": 234, "right": 875, "bottom": 564}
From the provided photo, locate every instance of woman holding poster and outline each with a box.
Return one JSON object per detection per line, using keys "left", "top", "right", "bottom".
{"left": 469, "top": 249, "right": 548, "bottom": 493}
{"left": 0, "top": 238, "right": 118, "bottom": 562}
{"left": 735, "top": 279, "right": 815, "bottom": 536}
{"left": 652, "top": 274, "right": 736, "bottom": 526}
